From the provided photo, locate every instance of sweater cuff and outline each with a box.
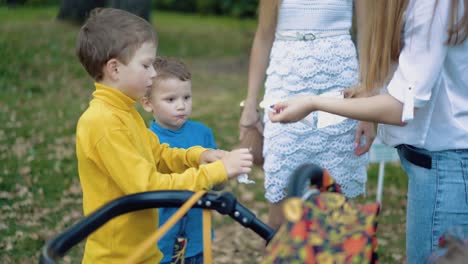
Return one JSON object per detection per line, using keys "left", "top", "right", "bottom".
{"left": 186, "top": 146, "right": 208, "bottom": 167}
{"left": 200, "top": 160, "right": 228, "bottom": 187}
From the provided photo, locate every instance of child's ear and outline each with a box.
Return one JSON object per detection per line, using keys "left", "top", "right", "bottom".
{"left": 104, "top": 58, "right": 120, "bottom": 81}
{"left": 140, "top": 97, "right": 153, "bottom": 113}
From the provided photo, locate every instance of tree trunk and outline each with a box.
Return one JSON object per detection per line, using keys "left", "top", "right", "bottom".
{"left": 110, "top": 0, "right": 152, "bottom": 22}
{"left": 57, "top": 0, "right": 151, "bottom": 24}
{"left": 6, "top": 0, "right": 27, "bottom": 6}
{"left": 57, "top": 0, "right": 106, "bottom": 24}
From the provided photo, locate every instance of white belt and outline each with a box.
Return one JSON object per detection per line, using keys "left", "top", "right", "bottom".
{"left": 275, "top": 30, "right": 350, "bottom": 41}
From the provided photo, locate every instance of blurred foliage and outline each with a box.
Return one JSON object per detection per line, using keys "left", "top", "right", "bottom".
{"left": 2, "top": 0, "right": 58, "bottom": 6}
{"left": 155, "top": 0, "right": 259, "bottom": 18}
{"left": 2, "top": 0, "right": 260, "bottom": 18}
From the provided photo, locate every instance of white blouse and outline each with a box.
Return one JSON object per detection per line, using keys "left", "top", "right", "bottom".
{"left": 380, "top": 0, "right": 468, "bottom": 151}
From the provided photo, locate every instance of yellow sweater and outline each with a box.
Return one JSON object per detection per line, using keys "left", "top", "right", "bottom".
{"left": 76, "top": 83, "right": 227, "bottom": 264}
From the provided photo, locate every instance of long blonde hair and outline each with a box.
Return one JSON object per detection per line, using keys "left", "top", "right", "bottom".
{"left": 358, "top": 0, "right": 468, "bottom": 95}
{"left": 357, "top": 0, "right": 408, "bottom": 94}
{"left": 444, "top": 0, "right": 468, "bottom": 45}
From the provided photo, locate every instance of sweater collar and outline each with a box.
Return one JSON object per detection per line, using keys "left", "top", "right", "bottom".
{"left": 92, "top": 83, "right": 135, "bottom": 111}
{"left": 150, "top": 120, "right": 186, "bottom": 135}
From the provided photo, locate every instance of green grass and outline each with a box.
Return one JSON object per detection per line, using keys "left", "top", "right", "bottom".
{"left": 0, "top": 6, "right": 408, "bottom": 263}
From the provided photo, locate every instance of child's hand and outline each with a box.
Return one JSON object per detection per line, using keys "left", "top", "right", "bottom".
{"left": 221, "top": 148, "right": 253, "bottom": 179}
{"left": 200, "top": 149, "right": 228, "bottom": 164}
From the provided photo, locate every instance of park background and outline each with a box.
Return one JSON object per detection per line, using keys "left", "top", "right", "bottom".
{"left": 0, "top": 1, "right": 408, "bottom": 263}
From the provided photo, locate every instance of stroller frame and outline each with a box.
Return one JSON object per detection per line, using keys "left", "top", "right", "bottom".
{"left": 39, "top": 191, "right": 276, "bottom": 264}
{"left": 40, "top": 164, "right": 375, "bottom": 263}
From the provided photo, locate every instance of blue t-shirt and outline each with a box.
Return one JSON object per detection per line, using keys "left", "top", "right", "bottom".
{"left": 150, "top": 120, "right": 217, "bottom": 262}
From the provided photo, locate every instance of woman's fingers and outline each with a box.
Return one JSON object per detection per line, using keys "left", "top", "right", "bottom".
{"left": 268, "top": 101, "right": 287, "bottom": 122}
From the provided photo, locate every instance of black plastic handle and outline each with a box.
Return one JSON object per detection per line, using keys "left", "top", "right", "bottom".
{"left": 39, "top": 191, "right": 275, "bottom": 264}
{"left": 287, "top": 163, "right": 324, "bottom": 198}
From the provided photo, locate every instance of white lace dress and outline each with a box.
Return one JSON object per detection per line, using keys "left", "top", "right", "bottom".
{"left": 262, "top": 0, "right": 368, "bottom": 202}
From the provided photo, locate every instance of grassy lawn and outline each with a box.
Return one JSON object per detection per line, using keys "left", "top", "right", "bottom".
{"left": 0, "top": 6, "right": 408, "bottom": 263}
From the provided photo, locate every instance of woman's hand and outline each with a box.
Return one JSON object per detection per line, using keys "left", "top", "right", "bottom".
{"left": 239, "top": 103, "right": 263, "bottom": 140}
{"left": 354, "top": 121, "right": 376, "bottom": 156}
{"left": 268, "top": 96, "right": 314, "bottom": 123}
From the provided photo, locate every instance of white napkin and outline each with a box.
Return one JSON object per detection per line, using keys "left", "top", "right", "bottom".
{"left": 316, "top": 91, "right": 347, "bottom": 128}
{"left": 237, "top": 174, "right": 255, "bottom": 184}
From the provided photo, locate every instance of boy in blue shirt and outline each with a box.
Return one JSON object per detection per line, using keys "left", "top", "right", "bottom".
{"left": 141, "top": 57, "right": 219, "bottom": 264}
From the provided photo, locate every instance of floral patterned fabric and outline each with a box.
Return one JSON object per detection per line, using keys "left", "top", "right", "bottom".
{"left": 264, "top": 185, "right": 379, "bottom": 263}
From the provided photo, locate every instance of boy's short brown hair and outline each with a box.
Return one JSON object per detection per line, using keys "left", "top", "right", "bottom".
{"left": 76, "top": 8, "right": 157, "bottom": 81}
{"left": 146, "top": 57, "right": 191, "bottom": 96}
{"left": 432, "top": 235, "right": 468, "bottom": 264}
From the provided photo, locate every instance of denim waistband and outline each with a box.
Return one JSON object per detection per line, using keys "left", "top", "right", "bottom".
{"left": 397, "top": 144, "right": 432, "bottom": 169}
{"left": 397, "top": 144, "right": 468, "bottom": 169}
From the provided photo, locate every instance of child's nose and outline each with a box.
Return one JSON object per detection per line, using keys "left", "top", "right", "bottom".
{"left": 176, "top": 100, "right": 185, "bottom": 110}
{"left": 149, "top": 65, "right": 156, "bottom": 78}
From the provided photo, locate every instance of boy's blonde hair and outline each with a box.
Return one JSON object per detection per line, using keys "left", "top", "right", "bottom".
{"left": 146, "top": 57, "right": 191, "bottom": 97}
{"left": 76, "top": 8, "right": 157, "bottom": 81}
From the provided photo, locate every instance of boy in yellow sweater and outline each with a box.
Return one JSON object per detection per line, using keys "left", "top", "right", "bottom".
{"left": 75, "top": 8, "right": 253, "bottom": 264}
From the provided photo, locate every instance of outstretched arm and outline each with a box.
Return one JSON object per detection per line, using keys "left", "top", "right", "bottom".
{"left": 90, "top": 130, "right": 229, "bottom": 194}
{"left": 269, "top": 94, "right": 406, "bottom": 126}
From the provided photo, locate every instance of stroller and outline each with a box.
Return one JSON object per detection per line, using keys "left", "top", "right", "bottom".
{"left": 263, "top": 164, "right": 380, "bottom": 263}
{"left": 40, "top": 164, "right": 379, "bottom": 263}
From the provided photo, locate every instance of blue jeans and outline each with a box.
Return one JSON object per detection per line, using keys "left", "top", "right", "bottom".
{"left": 160, "top": 252, "right": 203, "bottom": 264}
{"left": 398, "top": 146, "right": 468, "bottom": 263}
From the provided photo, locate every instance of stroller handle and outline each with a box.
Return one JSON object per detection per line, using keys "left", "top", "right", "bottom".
{"left": 287, "top": 163, "right": 324, "bottom": 198}
{"left": 39, "top": 191, "right": 275, "bottom": 264}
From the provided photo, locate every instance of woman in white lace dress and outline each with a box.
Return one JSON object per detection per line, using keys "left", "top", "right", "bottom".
{"left": 239, "top": 0, "right": 373, "bottom": 229}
